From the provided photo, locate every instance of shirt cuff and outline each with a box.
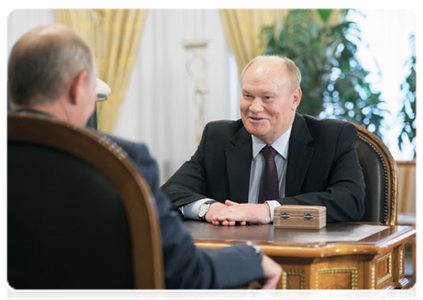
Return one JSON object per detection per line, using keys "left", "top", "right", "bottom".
{"left": 265, "top": 200, "right": 282, "bottom": 223}
{"left": 179, "top": 198, "right": 215, "bottom": 220}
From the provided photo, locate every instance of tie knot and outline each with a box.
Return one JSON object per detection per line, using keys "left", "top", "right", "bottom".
{"left": 261, "top": 146, "right": 277, "bottom": 161}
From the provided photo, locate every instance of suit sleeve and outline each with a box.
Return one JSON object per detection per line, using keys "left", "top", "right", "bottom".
{"left": 161, "top": 124, "right": 211, "bottom": 208}
{"left": 117, "top": 139, "right": 264, "bottom": 288}
{"left": 280, "top": 123, "right": 365, "bottom": 222}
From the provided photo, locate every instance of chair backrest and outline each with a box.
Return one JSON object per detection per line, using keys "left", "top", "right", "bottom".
{"left": 8, "top": 113, "right": 164, "bottom": 289}
{"left": 354, "top": 124, "right": 398, "bottom": 225}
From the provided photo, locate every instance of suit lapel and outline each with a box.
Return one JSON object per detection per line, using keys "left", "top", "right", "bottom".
{"left": 225, "top": 127, "right": 252, "bottom": 203}
{"left": 285, "top": 113, "right": 315, "bottom": 197}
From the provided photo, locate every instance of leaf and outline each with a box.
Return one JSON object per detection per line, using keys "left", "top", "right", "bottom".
{"left": 317, "top": 9, "right": 333, "bottom": 23}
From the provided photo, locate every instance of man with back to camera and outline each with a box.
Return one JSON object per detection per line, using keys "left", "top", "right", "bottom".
{"left": 7, "top": 24, "right": 282, "bottom": 289}
{"left": 161, "top": 55, "right": 366, "bottom": 226}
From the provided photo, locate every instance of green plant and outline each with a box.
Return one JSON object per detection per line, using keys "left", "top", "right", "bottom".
{"left": 260, "top": 9, "right": 386, "bottom": 137}
{"left": 398, "top": 34, "right": 416, "bottom": 158}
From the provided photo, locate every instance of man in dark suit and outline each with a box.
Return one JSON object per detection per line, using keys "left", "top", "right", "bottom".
{"left": 162, "top": 56, "right": 365, "bottom": 225}
{"left": 8, "top": 24, "right": 281, "bottom": 289}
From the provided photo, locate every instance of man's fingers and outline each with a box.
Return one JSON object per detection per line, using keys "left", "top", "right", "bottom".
{"left": 215, "top": 214, "right": 244, "bottom": 222}
{"left": 260, "top": 255, "right": 282, "bottom": 289}
{"left": 221, "top": 220, "right": 230, "bottom": 226}
{"left": 211, "top": 218, "right": 238, "bottom": 226}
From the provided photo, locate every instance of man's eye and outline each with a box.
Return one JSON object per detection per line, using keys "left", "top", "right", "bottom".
{"left": 244, "top": 95, "right": 253, "bottom": 98}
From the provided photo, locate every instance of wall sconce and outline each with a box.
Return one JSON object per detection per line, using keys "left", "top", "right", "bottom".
{"left": 182, "top": 40, "right": 210, "bottom": 141}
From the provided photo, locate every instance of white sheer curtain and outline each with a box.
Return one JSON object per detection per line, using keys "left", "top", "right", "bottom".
{"left": 348, "top": 10, "right": 415, "bottom": 160}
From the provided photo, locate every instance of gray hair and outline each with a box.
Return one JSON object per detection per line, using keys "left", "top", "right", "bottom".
{"left": 240, "top": 55, "right": 302, "bottom": 91}
{"left": 8, "top": 25, "right": 94, "bottom": 106}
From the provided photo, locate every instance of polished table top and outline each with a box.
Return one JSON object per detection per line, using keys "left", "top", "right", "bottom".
{"left": 184, "top": 220, "right": 416, "bottom": 257}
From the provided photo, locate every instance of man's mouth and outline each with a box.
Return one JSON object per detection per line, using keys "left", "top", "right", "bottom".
{"left": 250, "top": 117, "right": 265, "bottom": 121}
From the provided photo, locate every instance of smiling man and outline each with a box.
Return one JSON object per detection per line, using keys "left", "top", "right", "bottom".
{"left": 161, "top": 55, "right": 365, "bottom": 225}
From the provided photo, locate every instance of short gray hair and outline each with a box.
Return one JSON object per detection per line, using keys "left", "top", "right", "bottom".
{"left": 240, "top": 55, "right": 302, "bottom": 91}
{"left": 8, "top": 25, "right": 94, "bottom": 106}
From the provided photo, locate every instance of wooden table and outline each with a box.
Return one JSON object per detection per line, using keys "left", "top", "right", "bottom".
{"left": 184, "top": 221, "right": 416, "bottom": 289}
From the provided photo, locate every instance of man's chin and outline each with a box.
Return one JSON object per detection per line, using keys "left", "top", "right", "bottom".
{"left": 245, "top": 127, "right": 267, "bottom": 140}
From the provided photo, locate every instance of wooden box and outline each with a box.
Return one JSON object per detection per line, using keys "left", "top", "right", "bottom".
{"left": 274, "top": 205, "right": 326, "bottom": 229}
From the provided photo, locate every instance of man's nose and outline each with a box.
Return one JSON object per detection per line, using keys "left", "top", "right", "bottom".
{"left": 249, "top": 98, "right": 264, "bottom": 112}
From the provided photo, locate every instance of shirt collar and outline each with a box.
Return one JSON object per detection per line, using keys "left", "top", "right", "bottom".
{"left": 252, "top": 126, "right": 292, "bottom": 160}
{"left": 13, "top": 108, "right": 56, "bottom": 119}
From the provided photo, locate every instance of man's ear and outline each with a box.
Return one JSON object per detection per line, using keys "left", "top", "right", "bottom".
{"left": 292, "top": 87, "right": 302, "bottom": 109}
{"left": 69, "top": 71, "right": 89, "bottom": 105}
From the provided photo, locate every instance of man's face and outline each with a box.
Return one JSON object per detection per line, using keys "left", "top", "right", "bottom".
{"left": 240, "top": 60, "right": 301, "bottom": 144}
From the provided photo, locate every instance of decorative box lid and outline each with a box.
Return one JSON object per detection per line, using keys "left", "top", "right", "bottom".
{"left": 275, "top": 205, "right": 326, "bottom": 214}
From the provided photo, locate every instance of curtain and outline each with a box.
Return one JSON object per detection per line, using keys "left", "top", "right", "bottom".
{"left": 55, "top": 9, "right": 148, "bottom": 133}
{"left": 219, "top": 9, "right": 279, "bottom": 75}
{"left": 220, "top": 9, "right": 344, "bottom": 75}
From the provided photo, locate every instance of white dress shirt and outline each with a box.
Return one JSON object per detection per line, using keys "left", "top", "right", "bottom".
{"left": 180, "top": 127, "right": 292, "bottom": 222}
{"left": 248, "top": 127, "right": 291, "bottom": 221}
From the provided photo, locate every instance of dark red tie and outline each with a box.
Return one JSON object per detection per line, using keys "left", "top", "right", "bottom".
{"left": 258, "top": 146, "right": 279, "bottom": 203}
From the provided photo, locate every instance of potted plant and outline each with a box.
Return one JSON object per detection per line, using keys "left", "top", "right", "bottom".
{"left": 260, "top": 9, "right": 385, "bottom": 137}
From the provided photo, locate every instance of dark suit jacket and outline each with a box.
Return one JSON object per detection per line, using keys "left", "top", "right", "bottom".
{"left": 13, "top": 109, "right": 264, "bottom": 289}
{"left": 161, "top": 112, "right": 366, "bottom": 223}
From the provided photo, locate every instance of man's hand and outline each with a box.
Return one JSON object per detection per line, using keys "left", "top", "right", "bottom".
{"left": 206, "top": 200, "right": 271, "bottom": 226}
{"left": 204, "top": 202, "right": 228, "bottom": 225}
{"left": 260, "top": 255, "right": 282, "bottom": 289}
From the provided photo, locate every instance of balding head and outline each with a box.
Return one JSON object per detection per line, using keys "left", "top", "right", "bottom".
{"left": 8, "top": 24, "right": 95, "bottom": 106}
{"left": 241, "top": 55, "right": 301, "bottom": 92}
